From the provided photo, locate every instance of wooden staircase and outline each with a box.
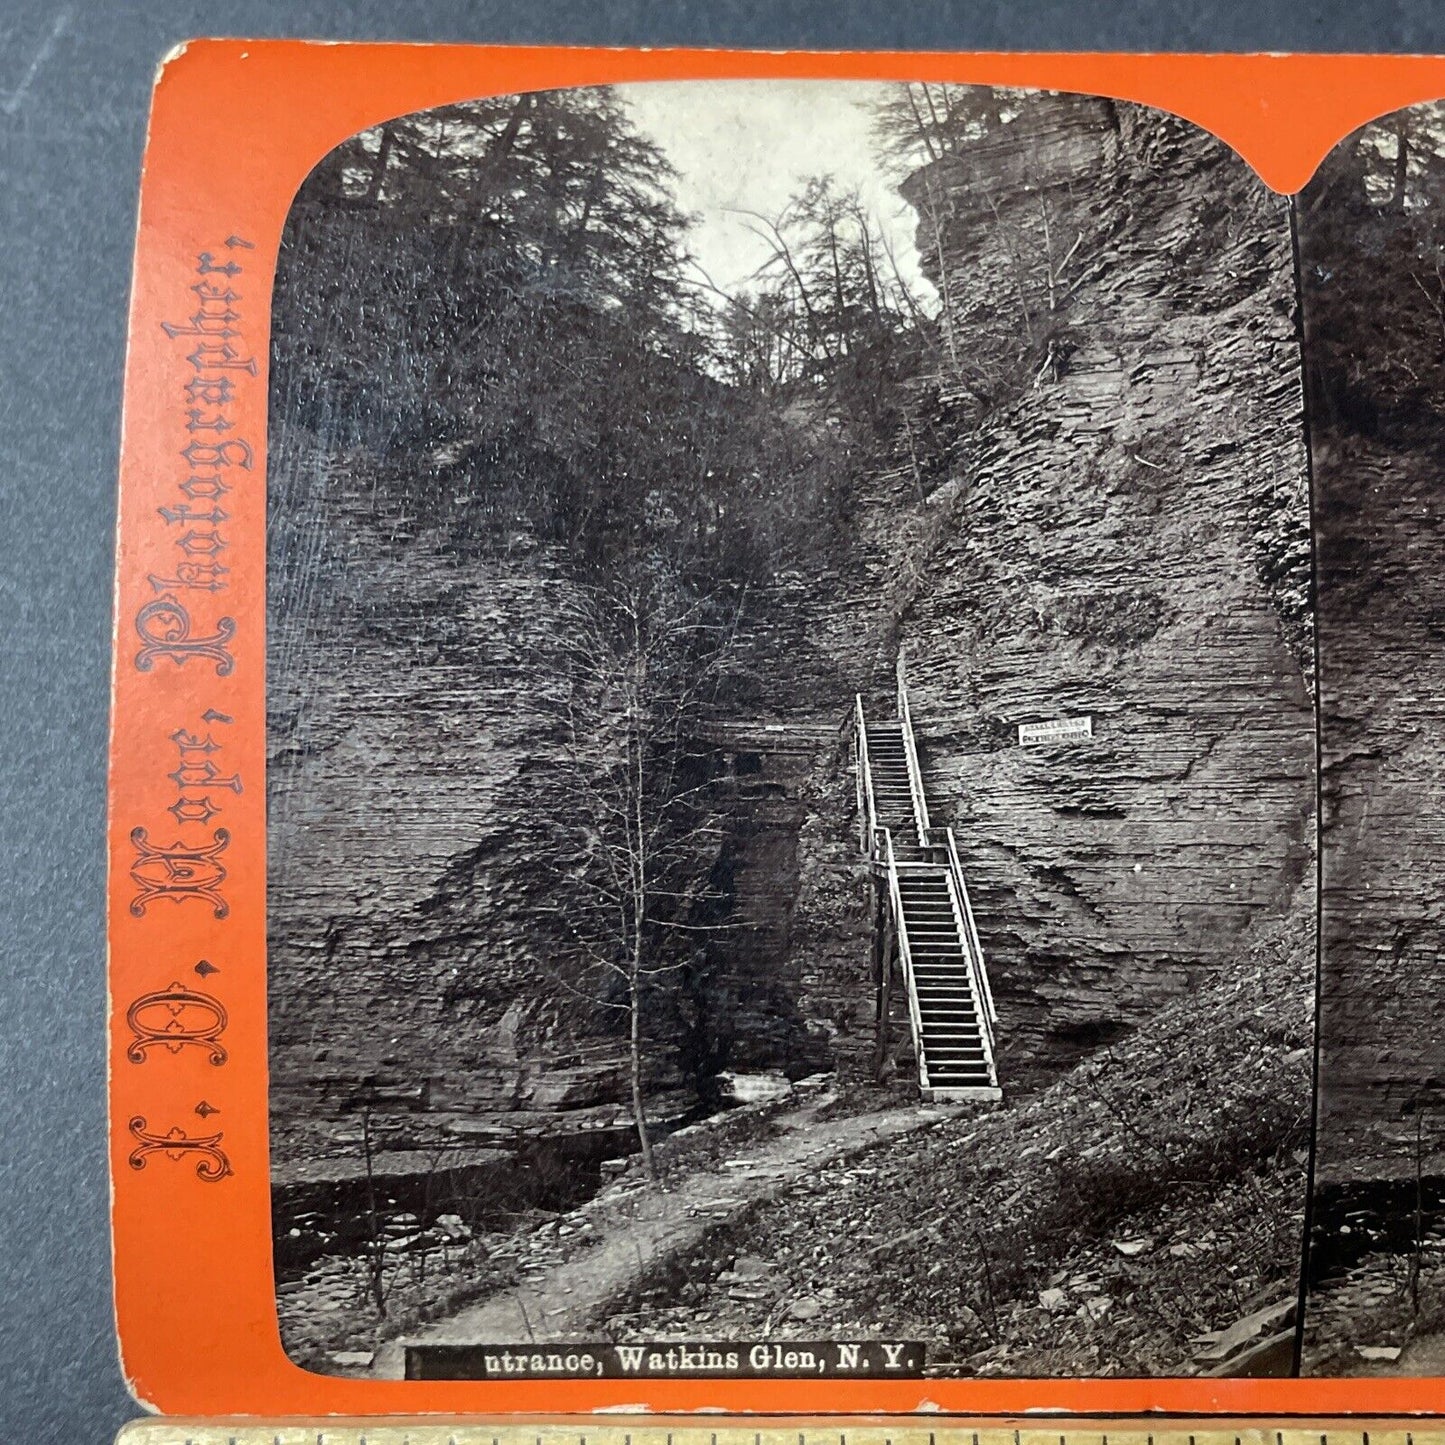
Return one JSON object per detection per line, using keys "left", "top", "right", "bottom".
{"left": 855, "top": 679, "right": 1001, "bottom": 1103}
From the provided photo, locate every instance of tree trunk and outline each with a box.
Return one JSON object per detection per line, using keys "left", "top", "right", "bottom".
{"left": 362, "top": 125, "right": 396, "bottom": 207}
{"left": 905, "top": 85, "right": 940, "bottom": 163}
{"left": 1392, "top": 116, "right": 1411, "bottom": 213}
{"left": 629, "top": 944, "right": 656, "bottom": 1180}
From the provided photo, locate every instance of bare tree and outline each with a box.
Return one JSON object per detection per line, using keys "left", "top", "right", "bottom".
{"left": 729, "top": 177, "right": 918, "bottom": 379}
{"left": 538, "top": 570, "right": 746, "bottom": 1179}
{"left": 871, "top": 82, "right": 1024, "bottom": 168}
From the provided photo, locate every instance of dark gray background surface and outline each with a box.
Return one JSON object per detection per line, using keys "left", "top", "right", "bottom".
{"left": 6, "top": 2, "right": 1445, "bottom": 1439}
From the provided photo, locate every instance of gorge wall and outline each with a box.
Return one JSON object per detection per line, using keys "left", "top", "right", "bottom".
{"left": 265, "top": 459, "right": 858, "bottom": 1183}
{"left": 1299, "top": 107, "right": 1445, "bottom": 1191}
{"left": 874, "top": 96, "right": 1316, "bottom": 1089}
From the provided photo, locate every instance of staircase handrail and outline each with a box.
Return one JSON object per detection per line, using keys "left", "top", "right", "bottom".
{"left": 875, "top": 824, "right": 930, "bottom": 1095}
{"left": 895, "top": 680, "right": 931, "bottom": 846}
{"left": 935, "top": 825, "right": 999, "bottom": 1038}
{"left": 854, "top": 694, "right": 879, "bottom": 858}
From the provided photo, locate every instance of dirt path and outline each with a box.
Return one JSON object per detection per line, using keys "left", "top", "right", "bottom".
{"left": 373, "top": 1093, "right": 953, "bottom": 1377}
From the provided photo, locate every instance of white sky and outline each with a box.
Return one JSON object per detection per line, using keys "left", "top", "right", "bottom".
{"left": 614, "top": 80, "right": 934, "bottom": 306}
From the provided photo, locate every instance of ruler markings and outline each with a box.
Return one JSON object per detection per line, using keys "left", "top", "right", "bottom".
{"left": 114, "top": 1425, "right": 1428, "bottom": 1444}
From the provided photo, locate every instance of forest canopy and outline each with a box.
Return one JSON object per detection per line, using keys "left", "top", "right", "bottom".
{"left": 267, "top": 83, "right": 1047, "bottom": 594}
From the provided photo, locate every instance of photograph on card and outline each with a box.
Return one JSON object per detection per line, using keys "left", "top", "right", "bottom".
{"left": 264, "top": 80, "right": 1316, "bottom": 1379}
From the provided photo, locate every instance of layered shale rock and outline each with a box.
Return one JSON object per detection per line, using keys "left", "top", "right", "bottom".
{"left": 1298, "top": 111, "right": 1445, "bottom": 1193}
{"left": 266, "top": 460, "right": 625, "bottom": 1170}
{"left": 883, "top": 97, "right": 1315, "bottom": 1086}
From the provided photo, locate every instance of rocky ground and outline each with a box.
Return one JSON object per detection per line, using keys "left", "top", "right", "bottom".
{"left": 283, "top": 895, "right": 1312, "bottom": 1379}
{"left": 277, "top": 1078, "right": 925, "bottom": 1374}
{"left": 610, "top": 902, "right": 1313, "bottom": 1377}
{"left": 1303, "top": 1244, "right": 1445, "bottom": 1376}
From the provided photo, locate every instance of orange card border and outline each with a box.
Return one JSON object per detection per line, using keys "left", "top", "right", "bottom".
{"left": 109, "top": 39, "right": 1445, "bottom": 1418}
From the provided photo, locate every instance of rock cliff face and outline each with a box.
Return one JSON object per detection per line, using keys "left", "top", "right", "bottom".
{"left": 267, "top": 94, "right": 1315, "bottom": 1192}
{"left": 1298, "top": 109, "right": 1445, "bottom": 1193}
{"left": 265, "top": 464, "right": 621, "bottom": 1176}
{"left": 265, "top": 457, "right": 852, "bottom": 1179}
{"left": 1310, "top": 429, "right": 1445, "bottom": 1185}
{"left": 884, "top": 97, "right": 1315, "bottom": 1085}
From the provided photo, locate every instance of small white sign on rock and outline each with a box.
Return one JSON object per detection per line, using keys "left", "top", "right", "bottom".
{"left": 1018, "top": 715, "right": 1093, "bottom": 746}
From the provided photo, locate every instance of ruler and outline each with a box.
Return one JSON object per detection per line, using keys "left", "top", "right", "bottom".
{"left": 112, "top": 1423, "right": 1435, "bottom": 1445}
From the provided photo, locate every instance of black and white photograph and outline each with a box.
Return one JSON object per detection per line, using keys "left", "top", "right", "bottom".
{"left": 1299, "top": 101, "right": 1445, "bottom": 1376}
{"left": 266, "top": 81, "right": 1319, "bottom": 1379}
